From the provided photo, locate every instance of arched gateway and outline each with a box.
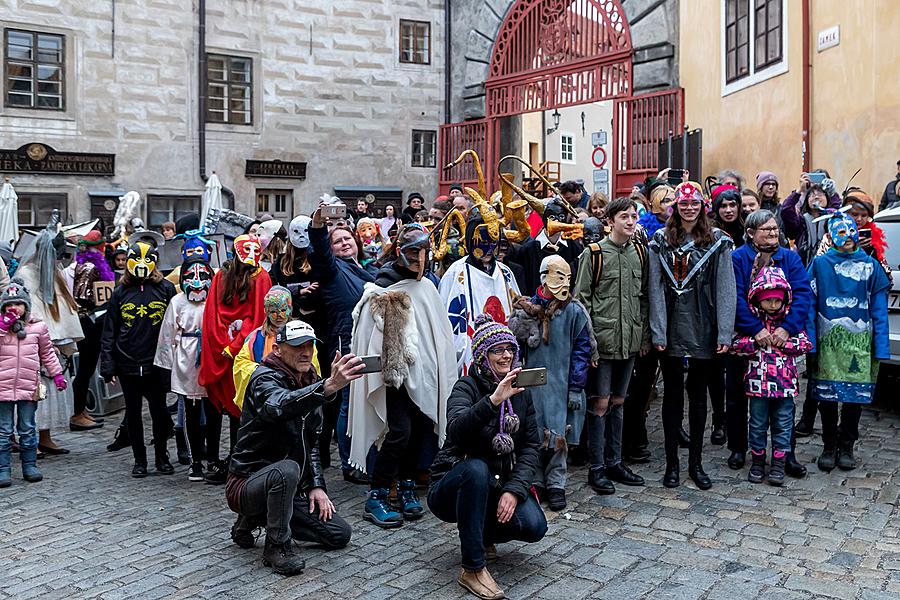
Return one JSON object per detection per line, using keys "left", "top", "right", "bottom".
{"left": 440, "top": 0, "right": 683, "bottom": 197}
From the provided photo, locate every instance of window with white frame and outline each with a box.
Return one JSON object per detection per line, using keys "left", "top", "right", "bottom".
{"left": 207, "top": 54, "right": 252, "bottom": 125}
{"left": 560, "top": 135, "right": 574, "bottom": 162}
{"left": 256, "top": 190, "right": 292, "bottom": 219}
{"left": 147, "top": 195, "right": 200, "bottom": 228}
{"left": 411, "top": 130, "right": 436, "bottom": 168}
{"left": 4, "top": 29, "right": 65, "bottom": 110}
{"left": 400, "top": 20, "right": 430, "bottom": 65}
{"left": 722, "top": 0, "right": 787, "bottom": 95}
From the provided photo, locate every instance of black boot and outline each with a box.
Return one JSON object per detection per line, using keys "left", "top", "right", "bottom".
{"left": 678, "top": 427, "right": 690, "bottom": 449}
{"left": 155, "top": 448, "right": 175, "bottom": 475}
{"left": 663, "top": 460, "right": 680, "bottom": 488}
{"left": 107, "top": 425, "right": 130, "bottom": 452}
{"left": 817, "top": 446, "right": 837, "bottom": 472}
{"left": 794, "top": 419, "right": 814, "bottom": 437}
{"left": 174, "top": 427, "right": 190, "bottom": 465}
{"left": 231, "top": 514, "right": 260, "bottom": 549}
{"left": 262, "top": 537, "right": 305, "bottom": 576}
{"left": 588, "top": 466, "right": 615, "bottom": 495}
{"left": 727, "top": 451, "right": 746, "bottom": 470}
{"left": 747, "top": 451, "right": 766, "bottom": 484}
{"left": 836, "top": 442, "right": 857, "bottom": 471}
{"left": 768, "top": 455, "right": 785, "bottom": 486}
{"left": 784, "top": 453, "right": 807, "bottom": 478}
{"left": 710, "top": 425, "right": 727, "bottom": 446}
{"left": 688, "top": 461, "right": 712, "bottom": 490}
{"left": 607, "top": 463, "right": 645, "bottom": 486}
{"left": 132, "top": 461, "right": 148, "bottom": 478}
{"left": 625, "top": 445, "right": 651, "bottom": 463}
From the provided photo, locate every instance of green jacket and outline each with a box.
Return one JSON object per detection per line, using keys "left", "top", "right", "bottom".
{"left": 574, "top": 237, "right": 650, "bottom": 361}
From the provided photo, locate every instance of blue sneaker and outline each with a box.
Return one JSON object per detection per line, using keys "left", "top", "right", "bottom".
{"left": 398, "top": 480, "right": 424, "bottom": 520}
{"left": 364, "top": 488, "right": 403, "bottom": 529}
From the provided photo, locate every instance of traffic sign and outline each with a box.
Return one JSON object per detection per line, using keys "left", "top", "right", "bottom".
{"left": 591, "top": 146, "right": 607, "bottom": 168}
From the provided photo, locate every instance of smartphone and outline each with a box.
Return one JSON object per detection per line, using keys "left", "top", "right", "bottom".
{"left": 358, "top": 355, "right": 383, "bottom": 374}
{"left": 322, "top": 204, "right": 347, "bottom": 219}
{"left": 666, "top": 169, "right": 684, "bottom": 186}
{"left": 859, "top": 228, "right": 872, "bottom": 242}
{"left": 806, "top": 172, "right": 826, "bottom": 186}
{"left": 513, "top": 367, "right": 547, "bottom": 388}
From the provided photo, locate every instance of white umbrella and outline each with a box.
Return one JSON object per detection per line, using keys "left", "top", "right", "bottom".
{"left": 200, "top": 172, "right": 223, "bottom": 231}
{"left": 0, "top": 177, "right": 19, "bottom": 244}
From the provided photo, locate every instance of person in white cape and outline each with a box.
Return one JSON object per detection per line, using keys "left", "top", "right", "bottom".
{"left": 349, "top": 225, "right": 457, "bottom": 529}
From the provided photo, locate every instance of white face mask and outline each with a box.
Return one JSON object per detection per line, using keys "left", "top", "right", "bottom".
{"left": 289, "top": 215, "right": 312, "bottom": 249}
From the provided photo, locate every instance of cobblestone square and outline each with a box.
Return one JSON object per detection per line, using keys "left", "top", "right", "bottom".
{"left": 3, "top": 395, "right": 900, "bottom": 600}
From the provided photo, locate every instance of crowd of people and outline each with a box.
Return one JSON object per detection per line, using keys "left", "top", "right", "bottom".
{"left": 0, "top": 159, "right": 894, "bottom": 599}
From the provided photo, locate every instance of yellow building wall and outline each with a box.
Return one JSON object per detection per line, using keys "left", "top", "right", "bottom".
{"left": 679, "top": 0, "right": 899, "bottom": 201}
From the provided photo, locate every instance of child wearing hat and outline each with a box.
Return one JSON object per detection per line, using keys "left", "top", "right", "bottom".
{"left": 0, "top": 279, "right": 67, "bottom": 487}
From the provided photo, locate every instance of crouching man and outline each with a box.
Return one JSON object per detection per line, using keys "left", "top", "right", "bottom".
{"left": 225, "top": 320, "right": 364, "bottom": 576}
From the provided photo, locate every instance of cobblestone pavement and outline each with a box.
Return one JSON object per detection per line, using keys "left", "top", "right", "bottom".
{"left": 3, "top": 395, "right": 900, "bottom": 600}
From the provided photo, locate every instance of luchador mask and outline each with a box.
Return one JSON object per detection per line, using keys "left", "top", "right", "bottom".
{"left": 539, "top": 255, "right": 571, "bottom": 301}
{"left": 181, "top": 230, "right": 212, "bottom": 262}
{"left": 582, "top": 217, "right": 605, "bottom": 245}
{"left": 264, "top": 286, "right": 293, "bottom": 329}
{"left": 470, "top": 223, "right": 499, "bottom": 261}
{"left": 180, "top": 260, "right": 213, "bottom": 303}
{"left": 233, "top": 234, "right": 261, "bottom": 267}
{"left": 543, "top": 199, "right": 569, "bottom": 225}
{"left": 828, "top": 212, "right": 859, "bottom": 249}
{"left": 126, "top": 241, "right": 157, "bottom": 280}
{"left": 288, "top": 215, "right": 312, "bottom": 249}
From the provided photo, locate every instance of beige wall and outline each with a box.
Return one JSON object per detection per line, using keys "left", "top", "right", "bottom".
{"left": 679, "top": 0, "right": 899, "bottom": 200}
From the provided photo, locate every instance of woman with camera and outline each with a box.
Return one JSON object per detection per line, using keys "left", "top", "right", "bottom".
{"left": 429, "top": 314, "right": 547, "bottom": 600}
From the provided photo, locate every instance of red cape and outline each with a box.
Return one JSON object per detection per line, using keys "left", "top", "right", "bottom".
{"left": 199, "top": 268, "right": 272, "bottom": 416}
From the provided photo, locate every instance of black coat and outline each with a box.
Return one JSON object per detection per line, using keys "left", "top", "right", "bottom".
{"left": 100, "top": 277, "right": 176, "bottom": 379}
{"left": 229, "top": 363, "right": 330, "bottom": 492}
{"left": 507, "top": 237, "right": 583, "bottom": 296}
{"left": 431, "top": 368, "right": 540, "bottom": 501}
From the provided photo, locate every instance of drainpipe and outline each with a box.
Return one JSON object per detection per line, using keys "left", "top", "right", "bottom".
{"left": 198, "top": 0, "right": 207, "bottom": 182}
{"left": 801, "top": 0, "right": 811, "bottom": 172}
{"left": 444, "top": 0, "right": 451, "bottom": 124}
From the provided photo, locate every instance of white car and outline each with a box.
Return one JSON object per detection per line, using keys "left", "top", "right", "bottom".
{"left": 873, "top": 207, "right": 900, "bottom": 365}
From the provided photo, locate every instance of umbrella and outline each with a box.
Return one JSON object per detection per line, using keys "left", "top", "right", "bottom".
{"left": 0, "top": 177, "right": 19, "bottom": 244}
{"left": 200, "top": 172, "right": 223, "bottom": 232}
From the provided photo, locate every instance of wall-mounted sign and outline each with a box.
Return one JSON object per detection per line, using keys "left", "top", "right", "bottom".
{"left": 591, "top": 147, "right": 607, "bottom": 168}
{"left": 245, "top": 159, "right": 307, "bottom": 179}
{"left": 0, "top": 143, "right": 115, "bottom": 176}
{"left": 817, "top": 25, "right": 840, "bottom": 52}
{"left": 593, "top": 168, "right": 608, "bottom": 194}
{"left": 591, "top": 131, "right": 607, "bottom": 146}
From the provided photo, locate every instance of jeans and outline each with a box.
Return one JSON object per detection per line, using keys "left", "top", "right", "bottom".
{"left": 725, "top": 356, "right": 749, "bottom": 453}
{"left": 119, "top": 373, "right": 173, "bottom": 464}
{"left": 371, "top": 386, "right": 426, "bottom": 489}
{"left": 624, "top": 350, "right": 659, "bottom": 453}
{"left": 748, "top": 396, "right": 793, "bottom": 452}
{"left": 336, "top": 387, "right": 351, "bottom": 471}
{"left": 819, "top": 402, "right": 862, "bottom": 448}
{"left": 290, "top": 492, "right": 352, "bottom": 549}
{"left": 239, "top": 460, "right": 300, "bottom": 545}
{"left": 0, "top": 401, "right": 38, "bottom": 452}
{"left": 537, "top": 446, "right": 567, "bottom": 489}
{"left": 586, "top": 403, "right": 624, "bottom": 470}
{"left": 428, "top": 459, "right": 548, "bottom": 571}
{"left": 73, "top": 314, "right": 103, "bottom": 416}
{"left": 661, "top": 357, "right": 711, "bottom": 465}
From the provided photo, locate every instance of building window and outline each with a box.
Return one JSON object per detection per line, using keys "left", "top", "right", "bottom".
{"left": 411, "top": 130, "right": 436, "bottom": 168}
{"left": 17, "top": 193, "right": 66, "bottom": 227}
{"left": 207, "top": 54, "right": 252, "bottom": 125}
{"left": 722, "top": 0, "right": 787, "bottom": 95}
{"left": 256, "top": 190, "right": 292, "bottom": 219}
{"left": 4, "top": 29, "right": 65, "bottom": 110}
{"left": 754, "top": 0, "right": 782, "bottom": 70}
{"left": 147, "top": 195, "right": 200, "bottom": 228}
{"left": 560, "top": 135, "right": 574, "bottom": 162}
{"left": 400, "top": 20, "right": 430, "bottom": 65}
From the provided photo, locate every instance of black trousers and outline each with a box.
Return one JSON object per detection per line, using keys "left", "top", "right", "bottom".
{"left": 819, "top": 402, "right": 862, "bottom": 449}
{"left": 708, "top": 356, "right": 726, "bottom": 428}
{"left": 73, "top": 315, "right": 104, "bottom": 416}
{"left": 661, "top": 357, "right": 711, "bottom": 465}
{"left": 725, "top": 356, "right": 749, "bottom": 453}
{"left": 798, "top": 354, "right": 819, "bottom": 427}
{"left": 623, "top": 350, "right": 660, "bottom": 453}
{"left": 370, "top": 386, "right": 426, "bottom": 489}
{"left": 119, "top": 372, "right": 173, "bottom": 464}
{"left": 184, "top": 397, "right": 217, "bottom": 463}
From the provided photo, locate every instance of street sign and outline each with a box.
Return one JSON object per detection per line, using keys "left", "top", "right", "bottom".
{"left": 817, "top": 25, "right": 840, "bottom": 52}
{"left": 593, "top": 169, "right": 608, "bottom": 194}
{"left": 591, "top": 147, "right": 607, "bottom": 168}
{"left": 591, "top": 131, "right": 607, "bottom": 146}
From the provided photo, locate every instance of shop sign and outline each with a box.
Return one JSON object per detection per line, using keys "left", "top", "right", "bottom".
{"left": 0, "top": 143, "right": 115, "bottom": 176}
{"left": 245, "top": 159, "right": 307, "bottom": 179}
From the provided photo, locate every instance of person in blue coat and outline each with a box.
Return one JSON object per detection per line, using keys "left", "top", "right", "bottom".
{"left": 731, "top": 209, "right": 812, "bottom": 477}
{"left": 309, "top": 203, "right": 377, "bottom": 484}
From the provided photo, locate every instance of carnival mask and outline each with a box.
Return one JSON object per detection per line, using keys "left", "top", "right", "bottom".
{"left": 356, "top": 218, "right": 379, "bottom": 242}
{"left": 255, "top": 220, "right": 283, "bottom": 252}
{"left": 828, "top": 212, "right": 858, "bottom": 249}
{"left": 180, "top": 260, "right": 213, "bottom": 303}
{"left": 540, "top": 255, "right": 571, "bottom": 301}
{"left": 582, "top": 217, "right": 605, "bottom": 245}
{"left": 397, "top": 224, "right": 431, "bottom": 280}
{"left": 182, "top": 230, "right": 213, "bottom": 262}
{"left": 233, "top": 234, "right": 261, "bottom": 267}
{"left": 288, "top": 215, "right": 312, "bottom": 249}
{"left": 126, "top": 241, "right": 157, "bottom": 280}
{"left": 543, "top": 199, "right": 569, "bottom": 225}
{"left": 264, "top": 286, "right": 293, "bottom": 329}
{"left": 470, "top": 223, "right": 499, "bottom": 261}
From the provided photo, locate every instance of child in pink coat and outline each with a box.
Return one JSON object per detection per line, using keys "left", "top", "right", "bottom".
{"left": 0, "top": 279, "right": 66, "bottom": 487}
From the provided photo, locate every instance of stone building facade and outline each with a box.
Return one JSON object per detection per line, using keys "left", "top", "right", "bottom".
{"left": 1, "top": 0, "right": 446, "bottom": 229}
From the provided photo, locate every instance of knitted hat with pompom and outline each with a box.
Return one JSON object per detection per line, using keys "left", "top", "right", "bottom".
{"left": 470, "top": 313, "right": 519, "bottom": 375}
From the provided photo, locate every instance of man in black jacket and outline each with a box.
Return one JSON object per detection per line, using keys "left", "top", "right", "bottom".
{"left": 507, "top": 198, "right": 583, "bottom": 294}
{"left": 225, "top": 320, "right": 364, "bottom": 576}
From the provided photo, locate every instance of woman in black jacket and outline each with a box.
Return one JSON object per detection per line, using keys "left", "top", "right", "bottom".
{"left": 429, "top": 314, "right": 547, "bottom": 600}
{"left": 100, "top": 241, "right": 177, "bottom": 477}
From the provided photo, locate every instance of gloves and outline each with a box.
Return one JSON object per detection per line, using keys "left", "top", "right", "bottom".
{"left": 0, "top": 309, "right": 18, "bottom": 332}
{"left": 227, "top": 319, "right": 244, "bottom": 341}
{"left": 567, "top": 390, "right": 583, "bottom": 411}
{"left": 53, "top": 373, "right": 67, "bottom": 391}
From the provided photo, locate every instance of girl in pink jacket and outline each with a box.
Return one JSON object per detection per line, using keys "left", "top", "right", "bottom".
{"left": 0, "top": 279, "right": 66, "bottom": 487}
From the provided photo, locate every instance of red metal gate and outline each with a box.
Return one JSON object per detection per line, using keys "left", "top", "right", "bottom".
{"left": 439, "top": 119, "right": 499, "bottom": 193}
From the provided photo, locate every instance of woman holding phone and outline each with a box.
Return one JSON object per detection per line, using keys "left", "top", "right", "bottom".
{"left": 429, "top": 314, "right": 546, "bottom": 600}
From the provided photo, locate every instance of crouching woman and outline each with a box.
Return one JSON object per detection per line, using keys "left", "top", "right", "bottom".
{"left": 429, "top": 314, "right": 547, "bottom": 600}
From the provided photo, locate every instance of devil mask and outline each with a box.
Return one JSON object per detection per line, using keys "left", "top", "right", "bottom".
{"left": 828, "top": 212, "right": 859, "bottom": 250}
{"left": 233, "top": 234, "right": 261, "bottom": 267}
{"left": 126, "top": 241, "right": 158, "bottom": 280}
{"left": 539, "top": 255, "right": 571, "bottom": 301}
{"left": 181, "top": 259, "right": 213, "bottom": 303}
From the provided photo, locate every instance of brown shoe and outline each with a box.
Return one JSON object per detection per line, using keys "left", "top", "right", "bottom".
{"left": 458, "top": 567, "right": 504, "bottom": 599}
